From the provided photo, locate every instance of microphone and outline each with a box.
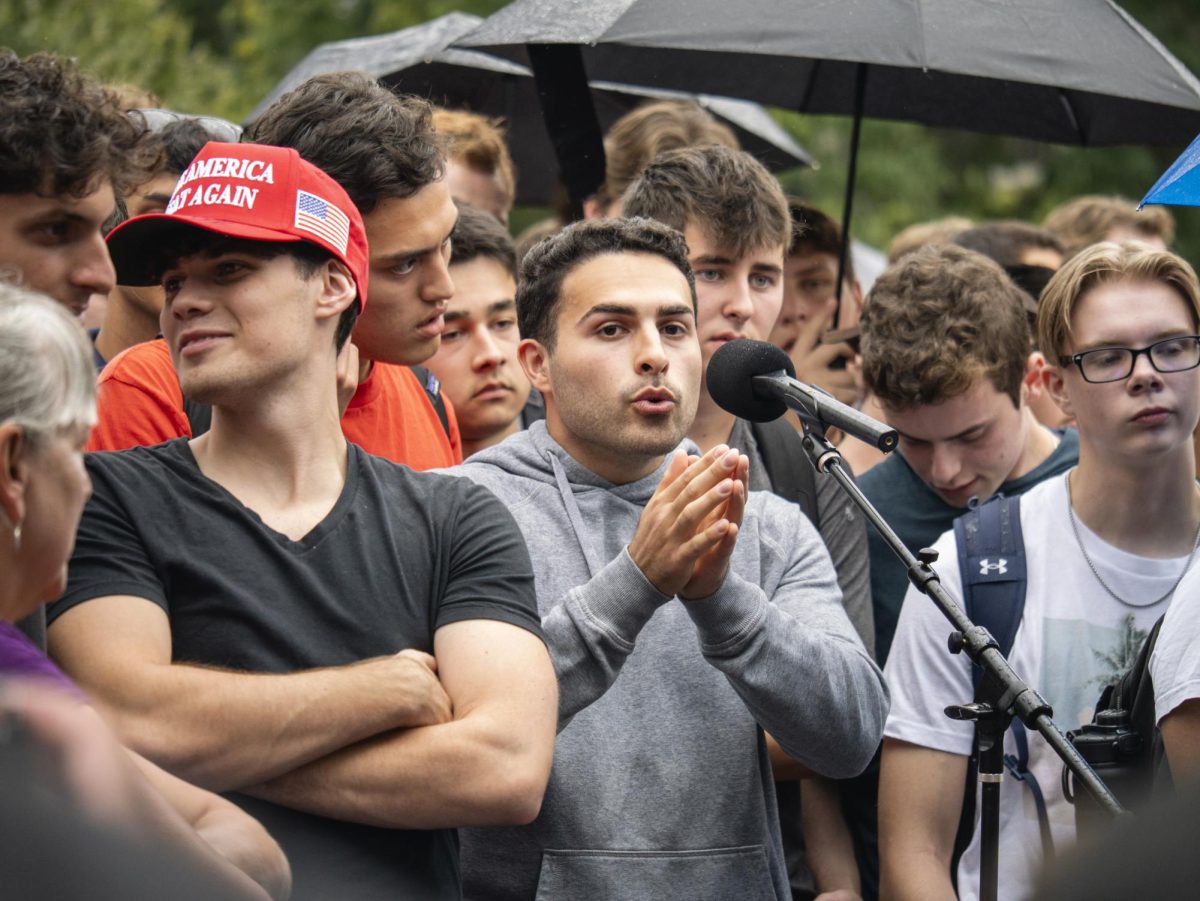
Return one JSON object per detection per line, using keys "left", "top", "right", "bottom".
{"left": 707, "top": 339, "right": 898, "bottom": 453}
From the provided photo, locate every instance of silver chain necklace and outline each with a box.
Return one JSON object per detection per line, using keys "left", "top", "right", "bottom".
{"left": 1066, "top": 474, "right": 1200, "bottom": 607}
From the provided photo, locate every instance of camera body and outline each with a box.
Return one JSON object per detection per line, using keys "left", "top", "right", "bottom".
{"left": 1065, "top": 708, "right": 1145, "bottom": 840}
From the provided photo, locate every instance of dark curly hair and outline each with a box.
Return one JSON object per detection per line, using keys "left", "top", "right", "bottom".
{"left": 517, "top": 217, "right": 696, "bottom": 348}
{"left": 246, "top": 71, "right": 444, "bottom": 215}
{"left": 0, "top": 50, "right": 162, "bottom": 199}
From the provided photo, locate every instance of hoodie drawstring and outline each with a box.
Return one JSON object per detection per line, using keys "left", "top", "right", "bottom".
{"left": 550, "top": 452, "right": 606, "bottom": 579}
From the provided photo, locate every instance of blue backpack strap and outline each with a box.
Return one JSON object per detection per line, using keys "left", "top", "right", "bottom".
{"left": 1004, "top": 724, "right": 1055, "bottom": 860}
{"left": 954, "top": 493, "right": 1027, "bottom": 686}
{"left": 949, "top": 495, "right": 1053, "bottom": 884}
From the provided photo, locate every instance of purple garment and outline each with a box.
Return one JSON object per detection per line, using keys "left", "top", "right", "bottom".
{"left": 0, "top": 620, "right": 86, "bottom": 701}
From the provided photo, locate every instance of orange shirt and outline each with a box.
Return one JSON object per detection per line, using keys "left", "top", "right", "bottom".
{"left": 89, "top": 339, "right": 462, "bottom": 469}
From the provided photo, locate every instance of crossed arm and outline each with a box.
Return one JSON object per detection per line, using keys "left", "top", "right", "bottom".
{"left": 245, "top": 619, "right": 557, "bottom": 828}
{"left": 49, "top": 597, "right": 557, "bottom": 829}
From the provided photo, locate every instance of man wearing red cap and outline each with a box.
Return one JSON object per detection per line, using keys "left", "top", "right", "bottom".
{"left": 46, "top": 142, "right": 558, "bottom": 901}
{"left": 87, "top": 72, "right": 463, "bottom": 472}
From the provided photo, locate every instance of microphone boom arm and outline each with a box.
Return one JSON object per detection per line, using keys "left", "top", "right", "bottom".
{"left": 792, "top": 419, "right": 1126, "bottom": 901}
{"left": 751, "top": 370, "right": 899, "bottom": 453}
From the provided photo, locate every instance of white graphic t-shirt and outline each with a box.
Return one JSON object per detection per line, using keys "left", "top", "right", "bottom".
{"left": 884, "top": 472, "right": 1187, "bottom": 901}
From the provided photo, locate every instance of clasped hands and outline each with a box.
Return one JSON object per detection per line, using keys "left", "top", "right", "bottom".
{"left": 628, "top": 444, "right": 750, "bottom": 600}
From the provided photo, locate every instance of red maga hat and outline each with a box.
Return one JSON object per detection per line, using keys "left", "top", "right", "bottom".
{"left": 106, "top": 141, "right": 369, "bottom": 310}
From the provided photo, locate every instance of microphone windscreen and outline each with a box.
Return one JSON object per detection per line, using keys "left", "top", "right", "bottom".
{"left": 706, "top": 339, "right": 796, "bottom": 423}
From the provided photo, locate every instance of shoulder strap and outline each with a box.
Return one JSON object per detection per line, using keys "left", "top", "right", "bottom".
{"left": 409, "top": 365, "right": 451, "bottom": 441}
{"left": 750, "top": 418, "right": 820, "bottom": 527}
{"left": 949, "top": 495, "right": 1050, "bottom": 884}
{"left": 954, "top": 494, "right": 1028, "bottom": 688}
{"left": 182, "top": 396, "right": 212, "bottom": 438}
{"left": 1113, "top": 612, "right": 1171, "bottom": 806}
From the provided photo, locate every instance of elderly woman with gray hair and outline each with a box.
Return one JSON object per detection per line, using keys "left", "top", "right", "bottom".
{"left": 0, "top": 285, "right": 97, "bottom": 634}
{"left": 0, "top": 284, "right": 291, "bottom": 900}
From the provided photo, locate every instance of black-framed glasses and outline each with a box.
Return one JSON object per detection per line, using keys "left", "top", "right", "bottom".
{"left": 1059, "top": 335, "right": 1200, "bottom": 383}
{"left": 131, "top": 108, "right": 243, "bottom": 144}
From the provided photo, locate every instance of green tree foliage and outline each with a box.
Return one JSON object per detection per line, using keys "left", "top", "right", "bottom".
{"left": 0, "top": 0, "right": 245, "bottom": 114}
{"left": 776, "top": 0, "right": 1200, "bottom": 262}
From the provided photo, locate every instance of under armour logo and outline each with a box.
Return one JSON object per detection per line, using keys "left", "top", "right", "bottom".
{"left": 979, "top": 558, "right": 1008, "bottom": 576}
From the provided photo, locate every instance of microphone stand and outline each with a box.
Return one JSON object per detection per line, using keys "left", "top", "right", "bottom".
{"left": 789, "top": 411, "right": 1126, "bottom": 901}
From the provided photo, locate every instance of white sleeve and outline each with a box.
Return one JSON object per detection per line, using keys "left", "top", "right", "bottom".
{"left": 1150, "top": 566, "right": 1200, "bottom": 724}
{"left": 882, "top": 528, "right": 977, "bottom": 756}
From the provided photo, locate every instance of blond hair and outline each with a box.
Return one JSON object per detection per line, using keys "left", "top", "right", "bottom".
{"left": 1036, "top": 242, "right": 1200, "bottom": 360}
{"left": 1043, "top": 195, "right": 1175, "bottom": 257}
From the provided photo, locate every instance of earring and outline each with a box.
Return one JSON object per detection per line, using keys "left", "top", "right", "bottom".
{"left": 11, "top": 521, "right": 20, "bottom": 555}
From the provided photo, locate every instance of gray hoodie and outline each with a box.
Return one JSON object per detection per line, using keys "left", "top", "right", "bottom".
{"left": 450, "top": 423, "right": 888, "bottom": 901}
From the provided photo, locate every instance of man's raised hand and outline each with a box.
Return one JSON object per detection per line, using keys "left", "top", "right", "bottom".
{"left": 628, "top": 445, "right": 746, "bottom": 598}
{"left": 680, "top": 450, "right": 748, "bottom": 599}
{"left": 789, "top": 299, "right": 857, "bottom": 406}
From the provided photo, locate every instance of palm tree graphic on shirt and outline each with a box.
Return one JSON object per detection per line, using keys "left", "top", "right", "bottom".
{"left": 1089, "top": 614, "right": 1148, "bottom": 689}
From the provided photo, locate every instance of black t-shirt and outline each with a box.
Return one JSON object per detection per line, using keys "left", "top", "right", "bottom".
{"left": 50, "top": 439, "right": 542, "bottom": 901}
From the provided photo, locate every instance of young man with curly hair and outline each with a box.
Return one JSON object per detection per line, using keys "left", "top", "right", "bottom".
{"left": 0, "top": 50, "right": 161, "bottom": 650}
{"left": 859, "top": 244, "right": 1080, "bottom": 666}
{"left": 0, "top": 49, "right": 161, "bottom": 314}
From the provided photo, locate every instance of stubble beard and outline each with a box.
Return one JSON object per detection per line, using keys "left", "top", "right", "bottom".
{"left": 552, "top": 370, "right": 695, "bottom": 463}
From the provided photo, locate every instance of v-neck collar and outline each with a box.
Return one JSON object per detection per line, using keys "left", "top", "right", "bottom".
{"left": 163, "top": 439, "right": 361, "bottom": 554}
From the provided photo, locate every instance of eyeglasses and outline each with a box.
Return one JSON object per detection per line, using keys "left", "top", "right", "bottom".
{"left": 131, "top": 108, "right": 243, "bottom": 144}
{"left": 1059, "top": 336, "right": 1200, "bottom": 384}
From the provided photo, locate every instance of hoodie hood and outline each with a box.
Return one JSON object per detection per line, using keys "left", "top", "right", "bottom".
{"left": 467, "top": 420, "right": 698, "bottom": 506}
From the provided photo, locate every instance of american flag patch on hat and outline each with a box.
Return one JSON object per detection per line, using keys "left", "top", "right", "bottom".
{"left": 295, "top": 190, "right": 351, "bottom": 253}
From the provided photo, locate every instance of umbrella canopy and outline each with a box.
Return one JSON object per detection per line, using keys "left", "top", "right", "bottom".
{"left": 1141, "top": 132, "right": 1200, "bottom": 208}
{"left": 247, "top": 12, "right": 814, "bottom": 207}
{"left": 456, "top": 0, "right": 1200, "bottom": 147}
{"left": 458, "top": 0, "right": 1200, "bottom": 306}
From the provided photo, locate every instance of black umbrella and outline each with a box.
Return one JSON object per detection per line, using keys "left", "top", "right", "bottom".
{"left": 246, "top": 11, "right": 815, "bottom": 208}
{"left": 457, "top": 0, "right": 1200, "bottom": 144}
{"left": 456, "top": 0, "right": 1200, "bottom": 294}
